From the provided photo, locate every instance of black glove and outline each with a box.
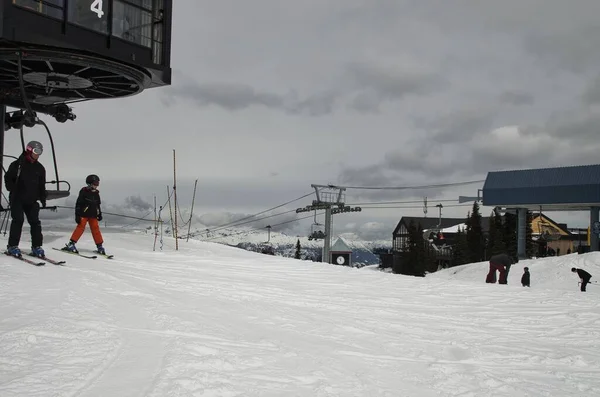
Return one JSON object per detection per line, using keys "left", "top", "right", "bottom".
{"left": 75, "top": 215, "right": 81, "bottom": 225}
{"left": 97, "top": 213, "right": 103, "bottom": 222}
{"left": 40, "top": 200, "right": 46, "bottom": 208}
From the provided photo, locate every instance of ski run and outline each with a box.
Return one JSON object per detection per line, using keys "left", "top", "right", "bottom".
{"left": 1, "top": 229, "right": 599, "bottom": 396}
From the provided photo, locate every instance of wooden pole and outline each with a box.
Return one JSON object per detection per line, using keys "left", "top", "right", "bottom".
{"left": 167, "top": 185, "right": 174, "bottom": 237}
{"left": 153, "top": 195, "right": 158, "bottom": 251}
{"left": 186, "top": 178, "right": 198, "bottom": 242}
{"left": 173, "top": 149, "right": 178, "bottom": 250}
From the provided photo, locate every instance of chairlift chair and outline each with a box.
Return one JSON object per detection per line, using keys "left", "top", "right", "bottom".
{"left": 308, "top": 224, "right": 326, "bottom": 241}
{"left": 13, "top": 116, "right": 71, "bottom": 201}
{"left": 308, "top": 210, "right": 326, "bottom": 240}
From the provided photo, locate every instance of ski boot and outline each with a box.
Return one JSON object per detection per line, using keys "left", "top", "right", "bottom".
{"left": 6, "top": 245, "right": 22, "bottom": 257}
{"left": 64, "top": 240, "right": 78, "bottom": 253}
{"left": 96, "top": 244, "right": 106, "bottom": 255}
{"left": 31, "top": 246, "right": 45, "bottom": 258}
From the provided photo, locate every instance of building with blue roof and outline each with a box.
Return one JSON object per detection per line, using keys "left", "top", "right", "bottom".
{"left": 482, "top": 164, "right": 600, "bottom": 258}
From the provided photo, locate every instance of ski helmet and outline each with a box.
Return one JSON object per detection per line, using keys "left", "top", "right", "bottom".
{"left": 86, "top": 174, "right": 100, "bottom": 186}
{"left": 25, "top": 140, "right": 43, "bottom": 155}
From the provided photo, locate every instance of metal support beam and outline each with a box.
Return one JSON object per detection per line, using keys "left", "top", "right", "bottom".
{"left": 0, "top": 105, "right": 4, "bottom": 211}
{"left": 299, "top": 184, "right": 355, "bottom": 264}
{"left": 517, "top": 208, "right": 527, "bottom": 259}
{"left": 323, "top": 207, "right": 332, "bottom": 263}
{"left": 590, "top": 207, "right": 599, "bottom": 252}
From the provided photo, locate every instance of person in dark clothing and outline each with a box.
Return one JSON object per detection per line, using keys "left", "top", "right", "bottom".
{"left": 4, "top": 141, "right": 47, "bottom": 258}
{"left": 521, "top": 267, "right": 530, "bottom": 287}
{"left": 62, "top": 174, "right": 106, "bottom": 255}
{"left": 571, "top": 267, "right": 592, "bottom": 292}
{"left": 486, "top": 253, "right": 514, "bottom": 284}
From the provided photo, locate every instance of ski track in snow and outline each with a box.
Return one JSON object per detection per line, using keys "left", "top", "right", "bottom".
{"left": 1, "top": 232, "right": 600, "bottom": 396}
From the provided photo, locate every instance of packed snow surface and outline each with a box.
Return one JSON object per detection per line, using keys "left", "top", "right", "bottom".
{"left": 1, "top": 230, "right": 599, "bottom": 396}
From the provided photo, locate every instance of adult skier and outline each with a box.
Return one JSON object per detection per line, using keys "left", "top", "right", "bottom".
{"left": 4, "top": 140, "right": 47, "bottom": 258}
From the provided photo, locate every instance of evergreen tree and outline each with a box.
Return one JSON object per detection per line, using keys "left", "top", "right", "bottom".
{"left": 398, "top": 221, "right": 436, "bottom": 276}
{"left": 466, "top": 201, "right": 485, "bottom": 262}
{"left": 526, "top": 210, "right": 536, "bottom": 258}
{"left": 486, "top": 208, "right": 505, "bottom": 258}
{"left": 400, "top": 220, "right": 425, "bottom": 276}
{"left": 404, "top": 220, "right": 419, "bottom": 275}
{"left": 295, "top": 239, "right": 302, "bottom": 259}
{"left": 503, "top": 212, "right": 518, "bottom": 259}
{"left": 452, "top": 226, "right": 469, "bottom": 266}
{"left": 414, "top": 222, "right": 430, "bottom": 276}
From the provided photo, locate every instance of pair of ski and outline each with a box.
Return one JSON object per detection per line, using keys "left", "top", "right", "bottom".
{"left": 52, "top": 247, "right": 114, "bottom": 260}
{"left": 4, "top": 247, "right": 114, "bottom": 267}
{"left": 3, "top": 251, "right": 65, "bottom": 266}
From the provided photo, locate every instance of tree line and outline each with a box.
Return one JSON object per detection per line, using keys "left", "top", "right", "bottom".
{"left": 397, "top": 202, "right": 535, "bottom": 276}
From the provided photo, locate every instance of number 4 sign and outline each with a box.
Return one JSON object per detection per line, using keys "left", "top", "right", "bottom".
{"left": 91, "top": 0, "right": 104, "bottom": 18}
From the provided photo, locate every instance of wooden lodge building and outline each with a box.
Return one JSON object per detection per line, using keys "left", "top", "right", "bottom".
{"left": 380, "top": 213, "right": 586, "bottom": 273}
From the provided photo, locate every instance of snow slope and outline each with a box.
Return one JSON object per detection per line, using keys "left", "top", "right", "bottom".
{"left": 1, "top": 229, "right": 599, "bottom": 396}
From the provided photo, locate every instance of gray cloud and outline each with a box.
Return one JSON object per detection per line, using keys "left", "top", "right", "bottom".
{"left": 124, "top": 195, "right": 153, "bottom": 212}
{"left": 582, "top": 77, "right": 600, "bottom": 106}
{"left": 161, "top": 59, "right": 446, "bottom": 116}
{"left": 345, "top": 61, "right": 446, "bottom": 112}
{"left": 499, "top": 91, "right": 535, "bottom": 106}
{"left": 161, "top": 78, "right": 337, "bottom": 116}
{"left": 547, "top": 109, "right": 600, "bottom": 142}
{"left": 338, "top": 164, "right": 401, "bottom": 188}
{"left": 413, "top": 108, "right": 496, "bottom": 143}
{"left": 199, "top": 212, "right": 252, "bottom": 228}
{"left": 524, "top": 26, "right": 600, "bottom": 75}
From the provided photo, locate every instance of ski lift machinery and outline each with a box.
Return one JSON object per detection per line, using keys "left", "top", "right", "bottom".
{"left": 0, "top": 0, "right": 173, "bottom": 211}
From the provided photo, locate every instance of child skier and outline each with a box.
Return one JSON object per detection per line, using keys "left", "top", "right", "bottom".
{"left": 521, "top": 267, "right": 530, "bottom": 287}
{"left": 63, "top": 174, "right": 106, "bottom": 255}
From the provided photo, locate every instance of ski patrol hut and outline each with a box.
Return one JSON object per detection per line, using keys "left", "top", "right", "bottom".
{"left": 330, "top": 237, "right": 352, "bottom": 267}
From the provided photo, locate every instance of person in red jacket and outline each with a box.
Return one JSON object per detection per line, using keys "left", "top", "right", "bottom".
{"left": 62, "top": 174, "right": 106, "bottom": 255}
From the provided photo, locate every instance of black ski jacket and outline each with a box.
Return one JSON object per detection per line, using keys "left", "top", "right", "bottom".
{"left": 4, "top": 153, "right": 47, "bottom": 205}
{"left": 576, "top": 269, "right": 592, "bottom": 281}
{"left": 75, "top": 186, "right": 102, "bottom": 219}
{"left": 490, "top": 253, "right": 513, "bottom": 267}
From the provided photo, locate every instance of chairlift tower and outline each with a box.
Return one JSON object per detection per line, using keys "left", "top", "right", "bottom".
{"left": 0, "top": 0, "right": 173, "bottom": 205}
{"left": 296, "top": 184, "right": 361, "bottom": 263}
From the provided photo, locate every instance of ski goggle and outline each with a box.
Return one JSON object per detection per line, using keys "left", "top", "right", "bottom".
{"left": 27, "top": 145, "right": 43, "bottom": 155}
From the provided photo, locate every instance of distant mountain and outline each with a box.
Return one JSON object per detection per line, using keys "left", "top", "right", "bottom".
{"left": 189, "top": 228, "right": 392, "bottom": 267}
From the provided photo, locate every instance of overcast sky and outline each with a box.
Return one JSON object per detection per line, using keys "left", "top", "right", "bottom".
{"left": 5, "top": 0, "right": 600, "bottom": 240}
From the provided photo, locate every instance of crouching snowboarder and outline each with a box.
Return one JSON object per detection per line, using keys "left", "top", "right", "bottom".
{"left": 486, "top": 253, "right": 514, "bottom": 284}
{"left": 571, "top": 267, "right": 592, "bottom": 292}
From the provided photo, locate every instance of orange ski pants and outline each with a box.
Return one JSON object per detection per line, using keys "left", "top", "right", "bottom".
{"left": 71, "top": 217, "right": 103, "bottom": 245}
